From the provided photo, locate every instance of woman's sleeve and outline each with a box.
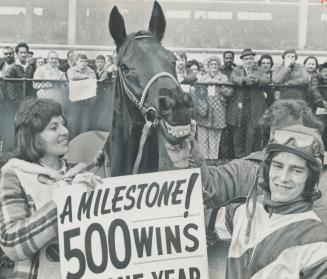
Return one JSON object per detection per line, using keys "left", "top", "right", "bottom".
{"left": 0, "top": 170, "right": 58, "bottom": 261}
{"left": 33, "top": 67, "right": 52, "bottom": 89}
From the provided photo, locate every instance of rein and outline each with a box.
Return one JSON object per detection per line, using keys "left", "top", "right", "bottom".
{"left": 116, "top": 33, "right": 180, "bottom": 174}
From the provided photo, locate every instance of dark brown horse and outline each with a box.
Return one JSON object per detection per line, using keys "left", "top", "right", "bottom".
{"left": 108, "top": 1, "right": 193, "bottom": 176}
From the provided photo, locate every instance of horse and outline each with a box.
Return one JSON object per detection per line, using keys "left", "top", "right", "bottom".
{"left": 108, "top": 1, "right": 193, "bottom": 176}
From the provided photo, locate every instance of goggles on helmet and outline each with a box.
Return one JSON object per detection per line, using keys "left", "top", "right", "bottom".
{"left": 266, "top": 126, "right": 325, "bottom": 169}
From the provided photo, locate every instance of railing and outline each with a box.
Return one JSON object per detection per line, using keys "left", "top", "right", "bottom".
{"left": 0, "top": 78, "right": 325, "bottom": 156}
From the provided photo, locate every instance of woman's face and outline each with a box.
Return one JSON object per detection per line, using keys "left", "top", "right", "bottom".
{"left": 208, "top": 60, "right": 219, "bottom": 77}
{"left": 38, "top": 116, "right": 69, "bottom": 158}
{"left": 305, "top": 58, "right": 317, "bottom": 74}
{"left": 260, "top": 58, "right": 272, "bottom": 72}
{"left": 36, "top": 58, "right": 45, "bottom": 68}
{"left": 48, "top": 52, "right": 59, "bottom": 68}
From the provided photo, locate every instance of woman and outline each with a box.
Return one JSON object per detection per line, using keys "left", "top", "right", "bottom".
{"left": 303, "top": 56, "right": 319, "bottom": 77}
{"left": 196, "top": 56, "right": 232, "bottom": 165}
{"left": 0, "top": 98, "right": 101, "bottom": 279}
{"left": 33, "top": 51, "right": 67, "bottom": 108}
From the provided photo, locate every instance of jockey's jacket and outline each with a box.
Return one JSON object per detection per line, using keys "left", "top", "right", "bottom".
{"left": 224, "top": 195, "right": 327, "bottom": 279}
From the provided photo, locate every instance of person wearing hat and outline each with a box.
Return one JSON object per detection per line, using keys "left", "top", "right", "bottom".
{"left": 192, "top": 124, "right": 327, "bottom": 278}
{"left": 272, "top": 48, "right": 309, "bottom": 101}
{"left": 229, "top": 48, "right": 271, "bottom": 158}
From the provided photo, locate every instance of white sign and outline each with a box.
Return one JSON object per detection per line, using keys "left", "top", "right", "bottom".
{"left": 55, "top": 169, "right": 209, "bottom": 279}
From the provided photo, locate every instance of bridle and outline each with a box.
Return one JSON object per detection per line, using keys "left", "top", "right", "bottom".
{"left": 115, "top": 33, "right": 180, "bottom": 174}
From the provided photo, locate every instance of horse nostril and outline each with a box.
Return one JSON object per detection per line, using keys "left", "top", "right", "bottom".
{"left": 183, "top": 93, "right": 194, "bottom": 108}
{"left": 159, "top": 96, "right": 174, "bottom": 111}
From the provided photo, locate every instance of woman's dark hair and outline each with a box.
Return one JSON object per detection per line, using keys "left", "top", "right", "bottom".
{"left": 259, "top": 152, "right": 321, "bottom": 202}
{"left": 303, "top": 56, "right": 318, "bottom": 70}
{"left": 258, "top": 54, "right": 274, "bottom": 68}
{"left": 15, "top": 97, "right": 65, "bottom": 162}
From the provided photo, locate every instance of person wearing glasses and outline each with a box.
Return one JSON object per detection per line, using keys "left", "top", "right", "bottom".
{"left": 187, "top": 124, "right": 327, "bottom": 278}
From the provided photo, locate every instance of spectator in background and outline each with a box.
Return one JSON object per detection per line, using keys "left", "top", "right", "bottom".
{"left": 6, "top": 42, "right": 35, "bottom": 101}
{"left": 59, "top": 50, "right": 76, "bottom": 75}
{"left": 175, "top": 51, "right": 189, "bottom": 82}
{"left": 0, "top": 47, "right": 15, "bottom": 78}
{"left": 220, "top": 50, "right": 236, "bottom": 78}
{"left": 67, "top": 53, "right": 96, "bottom": 80}
{"left": 4, "top": 42, "right": 35, "bottom": 152}
{"left": 258, "top": 54, "right": 274, "bottom": 105}
{"left": 272, "top": 49, "right": 309, "bottom": 101}
{"left": 219, "top": 50, "right": 236, "bottom": 161}
{"left": 230, "top": 48, "right": 271, "bottom": 157}
{"left": 26, "top": 51, "right": 35, "bottom": 71}
{"left": 0, "top": 47, "right": 15, "bottom": 153}
{"left": 33, "top": 51, "right": 67, "bottom": 109}
{"left": 35, "top": 57, "right": 45, "bottom": 68}
{"left": 195, "top": 56, "right": 232, "bottom": 165}
{"left": 186, "top": 59, "right": 201, "bottom": 80}
{"left": 67, "top": 53, "right": 96, "bottom": 136}
{"left": 94, "top": 55, "right": 111, "bottom": 81}
{"left": 105, "top": 54, "right": 117, "bottom": 79}
{"left": 175, "top": 51, "right": 196, "bottom": 92}
{"left": 304, "top": 56, "right": 319, "bottom": 78}
{"left": 310, "top": 62, "right": 327, "bottom": 148}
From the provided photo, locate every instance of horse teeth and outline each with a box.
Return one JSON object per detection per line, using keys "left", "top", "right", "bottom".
{"left": 164, "top": 121, "right": 191, "bottom": 138}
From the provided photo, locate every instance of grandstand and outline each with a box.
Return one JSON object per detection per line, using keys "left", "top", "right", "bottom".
{"left": 0, "top": 0, "right": 326, "bottom": 60}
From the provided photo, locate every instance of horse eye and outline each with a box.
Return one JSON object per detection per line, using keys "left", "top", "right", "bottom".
{"left": 120, "top": 64, "right": 129, "bottom": 74}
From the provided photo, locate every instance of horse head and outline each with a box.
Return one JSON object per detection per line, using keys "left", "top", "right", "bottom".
{"left": 109, "top": 1, "right": 193, "bottom": 146}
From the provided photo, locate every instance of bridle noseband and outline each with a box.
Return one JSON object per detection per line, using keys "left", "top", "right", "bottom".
{"left": 116, "top": 33, "right": 180, "bottom": 127}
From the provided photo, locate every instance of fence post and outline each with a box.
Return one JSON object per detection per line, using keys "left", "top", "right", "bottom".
{"left": 23, "top": 77, "right": 26, "bottom": 98}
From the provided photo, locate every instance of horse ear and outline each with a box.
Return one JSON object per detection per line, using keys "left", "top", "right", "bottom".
{"left": 148, "top": 1, "right": 166, "bottom": 42}
{"left": 109, "top": 6, "right": 127, "bottom": 48}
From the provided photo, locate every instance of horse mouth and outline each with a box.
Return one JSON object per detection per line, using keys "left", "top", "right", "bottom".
{"left": 159, "top": 119, "right": 191, "bottom": 144}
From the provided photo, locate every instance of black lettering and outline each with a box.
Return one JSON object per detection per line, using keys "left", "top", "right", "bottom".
{"left": 124, "top": 185, "right": 136, "bottom": 210}
{"left": 60, "top": 196, "right": 72, "bottom": 224}
{"left": 155, "top": 227, "right": 163, "bottom": 256}
{"left": 165, "top": 226, "right": 181, "bottom": 254}
{"left": 133, "top": 227, "right": 153, "bottom": 257}
{"left": 184, "top": 223, "right": 199, "bottom": 252}
{"left": 108, "top": 219, "right": 131, "bottom": 269}
{"left": 189, "top": 267, "right": 200, "bottom": 279}
{"left": 101, "top": 188, "right": 111, "bottom": 214}
{"left": 136, "top": 184, "right": 148, "bottom": 209}
{"left": 112, "top": 186, "right": 126, "bottom": 213}
{"left": 157, "top": 181, "right": 174, "bottom": 207}
{"left": 85, "top": 223, "right": 108, "bottom": 273}
{"left": 145, "top": 182, "right": 160, "bottom": 208}
{"left": 151, "top": 270, "right": 163, "bottom": 279}
{"left": 178, "top": 268, "right": 187, "bottom": 279}
{"left": 93, "top": 189, "right": 103, "bottom": 216}
{"left": 165, "top": 269, "right": 174, "bottom": 279}
{"left": 134, "top": 273, "right": 144, "bottom": 279}
{"left": 77, "top": 191, "right": 94, "bottom": 221}
{"left": 171, "top": 179, "right": 186, "bottom": 205}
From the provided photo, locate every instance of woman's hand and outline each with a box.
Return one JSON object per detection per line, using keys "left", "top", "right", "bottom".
{"left": 71, "top": 172, "right": 103, "bottom": 192}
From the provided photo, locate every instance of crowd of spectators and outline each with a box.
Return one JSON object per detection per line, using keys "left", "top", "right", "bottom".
{"left": 0, "top": 41, "right": 327, "bottom": 279}
{"left": 176, "top": 48, "right": 327, "bottom": 165}
{"left": 1, "top": 42, "right": 327, "bottom": 165}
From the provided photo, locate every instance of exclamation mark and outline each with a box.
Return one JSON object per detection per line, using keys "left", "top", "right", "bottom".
{"left": 184, "top": 172, "right": 199, "bottom": 218}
